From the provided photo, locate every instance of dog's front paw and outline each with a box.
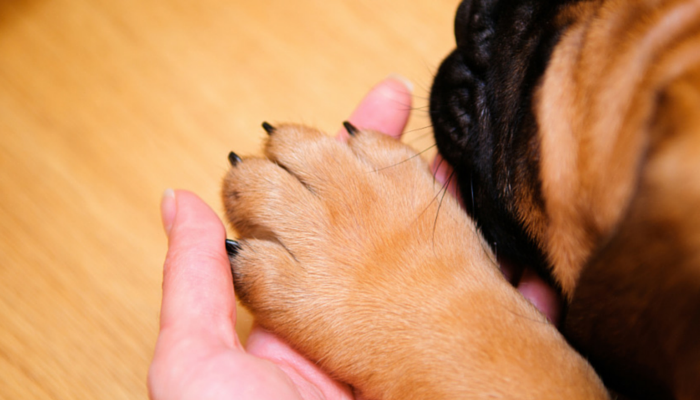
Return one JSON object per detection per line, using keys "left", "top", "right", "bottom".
{"left": 223, "top": 124, "right": 485, "bottom": 395}
{"left": 222, "top": 124, "right": 607, "bottom": 400}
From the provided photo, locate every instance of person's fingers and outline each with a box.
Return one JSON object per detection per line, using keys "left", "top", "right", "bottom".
{"left": 158, "top": 190, "right": 238, "bottom": 346}
{"left": 150, "top": 190, "right": 243, "bottom": 398}
{"left": 246, "top": 325, "right": 355, "bottom": 400}
{"left": 337, "top": 75, "right": 413, "bottom": 141}
{"left": 517, "top": 267, "right": 563, "bottom": 326}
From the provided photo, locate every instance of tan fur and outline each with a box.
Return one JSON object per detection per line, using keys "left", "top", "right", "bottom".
{"left": 536, "top": 0, "right": 700, "bottom": 297}
{"left": 650, "top": 69, "right": 700, "bottom": 397}
{"left": 223, "top": 125, "right": 608, "bottom": 399}
{"left": 532, "top": 1, "right": 700, "bottom": 397}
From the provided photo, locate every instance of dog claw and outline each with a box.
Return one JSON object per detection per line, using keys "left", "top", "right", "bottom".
{"left": 342, "top": 121, "right": 359, "bottom": 136}
{"left": 228, "top": 151, "right": 241, "bottom": 166}
{"left": 262, "top": 122, "right": 276, "bottom": 135}
{"left": 225, "top": 239, "right": 241, "bottom": 258}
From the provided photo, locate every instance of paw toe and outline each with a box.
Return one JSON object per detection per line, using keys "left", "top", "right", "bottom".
{"left": 227, "top": 238, "right": 301, "bottom": 320}
{"left": 222, "top": 157, "right": 324, "bottom": 243}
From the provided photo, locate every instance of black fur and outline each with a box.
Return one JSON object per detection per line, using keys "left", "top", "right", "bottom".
{"left": 430, "top": 0, "right": 577, "bottom": 284}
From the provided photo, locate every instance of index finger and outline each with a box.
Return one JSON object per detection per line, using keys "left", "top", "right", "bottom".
{"left": 159, "top": 190, "right": 239, "bottom": 349}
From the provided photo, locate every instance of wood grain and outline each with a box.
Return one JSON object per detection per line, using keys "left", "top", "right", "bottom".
{"left": 0, "top": 0, "right": 459, "bottom": 398}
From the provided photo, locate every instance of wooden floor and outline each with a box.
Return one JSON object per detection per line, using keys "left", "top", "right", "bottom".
{"left": 0, "top": 0, "right": 459, "bottom": 398}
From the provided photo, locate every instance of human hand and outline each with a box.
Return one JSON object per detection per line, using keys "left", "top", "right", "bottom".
{"left": 148, "top": 76, "right": 413, "bottom": 400}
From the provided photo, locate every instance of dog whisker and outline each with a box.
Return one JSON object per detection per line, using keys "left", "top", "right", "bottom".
{"left": 431, "top": 168, "right": 454, "bottom": 251}
{"left": 367, "top": 144, "right": 437, "bottom": 174}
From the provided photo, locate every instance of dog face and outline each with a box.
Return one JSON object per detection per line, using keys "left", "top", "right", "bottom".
{"left": 429, "top": 0, "right": 579, "bottom": 281}
{"left": 431, "top": 0, "right": 700, "bottom": 398}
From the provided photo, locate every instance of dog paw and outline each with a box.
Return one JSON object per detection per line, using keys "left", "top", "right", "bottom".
{"left": 222, "top": 124, "right": 482, "bottom": 390}
{"left": 221, "top": 123, "right": 606, "bottom": 400}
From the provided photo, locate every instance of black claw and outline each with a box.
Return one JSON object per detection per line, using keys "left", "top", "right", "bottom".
{"left": 225, "top": 239, "right": 241, "bottom": 257}
{"left": 262, "top": 121, "right": 275, "bottom": 135}
{"left": 228, "top": 151, "right": 241, "bottom": 166}
{"left": 343, "top": 121, "right": 360, "bottom": 136}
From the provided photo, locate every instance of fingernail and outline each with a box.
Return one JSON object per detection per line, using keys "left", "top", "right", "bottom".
{"left": 161, "top": 189, "right": 176, "bottom": 236}
{"left": 386, "top": 73, "right": 414, "bottom": 93}
{"left": 343, "top": 121, "right": 360, "bottom": 136}
{"left": 262, "top": 121, "right": 275, "bottom": 135}
{"left": 228, "top": 151, "right": 241, "bottom": 166}
{"left": 225, "top": 239, "right": 241, "bottom": 258}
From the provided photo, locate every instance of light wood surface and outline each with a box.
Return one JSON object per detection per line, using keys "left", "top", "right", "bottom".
{"left": 0, "top": 0, "right": 460, "bottom": 398}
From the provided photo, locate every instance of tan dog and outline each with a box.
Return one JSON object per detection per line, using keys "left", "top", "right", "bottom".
{"left": 223, "top": 0, "right": 700, "bottom": 398}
